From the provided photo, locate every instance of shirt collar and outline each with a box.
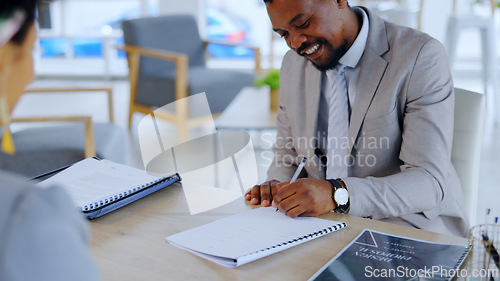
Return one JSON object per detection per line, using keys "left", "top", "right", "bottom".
{"left": 339, "top": 7, "right": 369, "bottom": 69}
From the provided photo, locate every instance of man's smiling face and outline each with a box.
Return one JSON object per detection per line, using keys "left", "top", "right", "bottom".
{"left": 266, "top": 0, "right": 352, "bottom": 71}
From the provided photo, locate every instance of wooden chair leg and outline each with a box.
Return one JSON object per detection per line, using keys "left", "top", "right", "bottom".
{"left": 178, "top": 124, "right": 188, "bottom": 143}
{"left": 175, "top": 97, "right": 189, "bottom": 143}
{"left": 128, "top": 108, "right": 134, "bottom": 129}
{"left": 128, "top": 53, "right": 140, "bottom": 130}
{"left": 174, "top": 54, "right": 189, "bottom": 143}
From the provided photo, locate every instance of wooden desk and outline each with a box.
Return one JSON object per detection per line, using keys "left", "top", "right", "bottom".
{"left": 90, "top": 183, "right": 467, "bottom": 281}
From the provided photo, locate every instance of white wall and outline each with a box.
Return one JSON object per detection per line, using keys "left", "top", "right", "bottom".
{"left": 158, "top": 0, "right": 207, "bottom": 36}
{"left": 420, "top": 0, "right": 454, "bottom": 44}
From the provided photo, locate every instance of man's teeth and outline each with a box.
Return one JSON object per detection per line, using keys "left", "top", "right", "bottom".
{"left": 305, "top": 44, "right": 320, "bottom": 55}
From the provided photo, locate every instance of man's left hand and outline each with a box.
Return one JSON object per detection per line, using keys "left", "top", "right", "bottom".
{"left": 272, "top": 178, "right": 336, "bottom": 217}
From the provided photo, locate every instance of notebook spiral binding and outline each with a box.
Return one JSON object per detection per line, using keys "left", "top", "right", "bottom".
{"left": 453, "top": 245, "right": 471, "bottom": 273}
{"left": 244, "top": 222, "right": 347, "bottom": 257}
{"left": 80, "top": 177, "right": 168, "bottom": 211}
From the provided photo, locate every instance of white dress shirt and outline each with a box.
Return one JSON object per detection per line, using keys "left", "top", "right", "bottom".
{"left": 317, "top": 7, "right": 370, "bottom": 156}
{"left": 325, "top": 7, "right": 370, "bottom": 111}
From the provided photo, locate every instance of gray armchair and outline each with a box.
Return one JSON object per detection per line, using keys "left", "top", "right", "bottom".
{"left": 120, "top": 15, "right": 261, "bottom": 141}
{"left": 0, "top": 87, "right": 126, "bottom": 178}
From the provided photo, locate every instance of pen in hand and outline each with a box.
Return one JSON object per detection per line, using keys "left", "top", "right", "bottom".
{"left": 276, "top": 157, "right": 307, "bottom": 212}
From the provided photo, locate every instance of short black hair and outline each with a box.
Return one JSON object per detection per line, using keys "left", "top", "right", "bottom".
{"left": 0, "top": 0, "right": 38, "bottom": 45}
{"left": 264, "top": 0, "right": 350, "bottom": 5}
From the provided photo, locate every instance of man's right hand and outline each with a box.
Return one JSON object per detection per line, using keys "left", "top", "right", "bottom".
{"left": 244, "top": 180, "right": 288, "bottom": 207}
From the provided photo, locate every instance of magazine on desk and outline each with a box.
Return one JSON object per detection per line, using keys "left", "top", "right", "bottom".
{"left": 36, "top": 157, "right": 181, "bottom": 219}
{"left": 309, "top": 229, "right": 469, "bottom": 281}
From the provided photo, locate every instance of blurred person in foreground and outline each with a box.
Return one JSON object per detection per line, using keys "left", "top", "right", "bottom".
{"left": 0, "top": 0, "right": 100, "bottom": 280}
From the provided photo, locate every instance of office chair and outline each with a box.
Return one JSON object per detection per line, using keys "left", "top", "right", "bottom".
{"left": 0, "top": 87, "right": 126, "bottom": 178}
{"left": 121, "top": 15, "right": 261, "bottom": 141}
{"left": 357, "top": 0, "right": 424, "bottom": 30}
{"left": 451, "top": 88, "right": 486, "bottom": 226}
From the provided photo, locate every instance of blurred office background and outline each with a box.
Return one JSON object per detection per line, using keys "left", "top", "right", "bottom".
{"left": 10, "top": 0, "right": 500, "bottom": 225}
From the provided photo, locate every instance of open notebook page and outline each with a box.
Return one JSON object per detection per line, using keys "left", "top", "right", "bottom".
{"left": 167, "top": 207, "right": 346, "bottom": 267}
{"left": 37, "top": 158, "right": 167, "bottom": 208}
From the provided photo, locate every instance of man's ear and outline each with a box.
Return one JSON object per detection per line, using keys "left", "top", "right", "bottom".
{"left": 337, "top": 0, "right": 349, "bottom": 9}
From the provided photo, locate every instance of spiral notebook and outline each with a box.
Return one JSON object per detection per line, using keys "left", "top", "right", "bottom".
{"left": 309, "top": 229, "right": 470, "bottom": 281}
{"left": 166, "top": 207, "right": 346, "bottom": 267}
{"left": 37, "top": 157, "right": 181, "bottom": 219}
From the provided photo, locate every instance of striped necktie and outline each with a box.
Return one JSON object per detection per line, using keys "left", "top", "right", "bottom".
{"left": 326, "top": 64, "right": 349, "bottom": 179}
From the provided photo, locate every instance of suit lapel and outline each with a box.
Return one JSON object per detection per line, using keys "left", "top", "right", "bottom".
{"left": 347, "top": 49, "right": 388, "bottom": 153}
{"left": 347, "top": 8, "right": 389, "bottom": 155}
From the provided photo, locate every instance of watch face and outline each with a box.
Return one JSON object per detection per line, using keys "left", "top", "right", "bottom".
{"left": 334, "top": 188, "right": 349, "bottom": 205}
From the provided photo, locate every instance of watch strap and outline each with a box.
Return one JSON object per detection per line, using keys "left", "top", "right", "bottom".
{"left": 327, "top": 178, "right": 343, "bottom": 190}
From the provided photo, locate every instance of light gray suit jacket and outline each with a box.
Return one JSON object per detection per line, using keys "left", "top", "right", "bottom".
{"left": 0, "top": 171, "right": 100, "bottom": 281}
{"left": 267, "top": 8, "right": 468, "bottom": 237}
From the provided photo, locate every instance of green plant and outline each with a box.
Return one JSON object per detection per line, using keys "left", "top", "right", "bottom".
{"left": 254, "top": 69, "right": 280, "bottom": 90}
{"left": 473, "top": 0, "right": 500, "bottom": 7}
